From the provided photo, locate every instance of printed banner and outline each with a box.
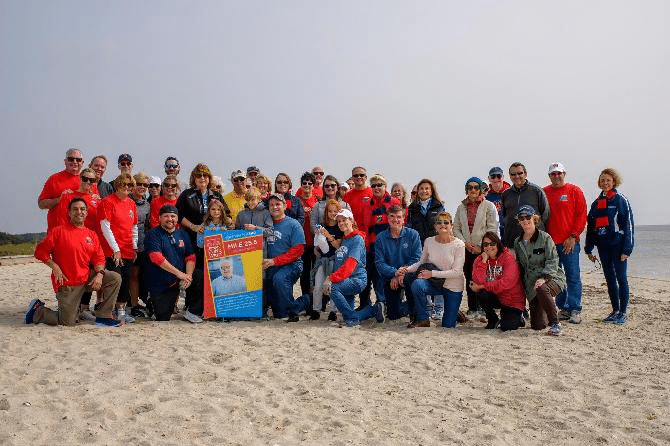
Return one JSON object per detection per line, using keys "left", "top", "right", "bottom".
{"left": 202, "top": 228, "right": 263, "bottom": 319}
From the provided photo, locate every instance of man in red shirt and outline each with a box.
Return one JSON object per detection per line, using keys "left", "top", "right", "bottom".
{"left": 38, "top": 148, "right": 84, "bottom": 233}
{"left": 98, "top": 173, "right": 139, "bottom": 322}
{"left": 297, "top": 166, "right": 325, "bottom": 199}
{"left": 544, "top": 162, "right": 587, "bottom": 324}
{"left": 26, "top": 197, "right": 121, "bottom": 327}
{"left": 343, "top": 166, "right": 373, "bottom": 229}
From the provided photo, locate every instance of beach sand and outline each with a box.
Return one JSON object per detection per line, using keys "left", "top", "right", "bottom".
{"left": 1, "top": 261, "right": 669, "bottom": 445}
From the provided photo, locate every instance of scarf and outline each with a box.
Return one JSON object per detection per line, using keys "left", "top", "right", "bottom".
{"left": 594, "top": 190, "right": 617, "bottom": 229}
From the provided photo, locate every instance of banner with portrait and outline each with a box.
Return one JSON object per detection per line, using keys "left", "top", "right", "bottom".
{"left": 202, "top": 228, "right": 263, "bottom": 319}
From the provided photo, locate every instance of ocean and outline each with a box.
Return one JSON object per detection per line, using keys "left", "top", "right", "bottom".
{"left": 581, "top": 225, "right": 670, "bottom": 282}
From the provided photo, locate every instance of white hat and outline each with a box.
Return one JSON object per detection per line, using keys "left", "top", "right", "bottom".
{"left": 335, "top": 209, "right": 354, "bottom": 220}
{"left": 548, "top": 162, "right": 566, "bottom": 174}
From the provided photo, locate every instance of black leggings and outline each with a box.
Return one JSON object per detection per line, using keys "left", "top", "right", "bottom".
{"left": 477, "top": 290, "right": 523, "bottom": 331}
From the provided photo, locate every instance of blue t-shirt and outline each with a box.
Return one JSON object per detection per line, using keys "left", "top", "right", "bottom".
{"left": 332, "top": 233, "right": 366, "bottom": 281}
{"left": 144, "top": 226, "right": 194, "bottom": 293}
{"left": 266, "top": 217, "right": 305, "bottom": 265}
{"left": 211, "top": 274, "right": 246, "bottom": 296}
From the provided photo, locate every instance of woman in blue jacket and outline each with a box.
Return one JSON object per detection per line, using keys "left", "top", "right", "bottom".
{"left": 585, "top": 168, "right": 634, "bottom": 325}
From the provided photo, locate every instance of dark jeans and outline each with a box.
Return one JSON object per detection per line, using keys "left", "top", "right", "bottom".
{"left": 105, "top": 257, "right": 133, "bottom": 305}
{"left": 597, "top": 243, "right": 630, "bottom": 314}
{"left": 464, "top": 250, "right": 479, "bottom": 312}
{"left": 264, "top": 263, "right": 302, "bottom": 318}
{"left": 477, "top": 290, "right": 523, "bottom": 331}
{"left": 358, "top": 251, "right": 378, "bottom": 308}
{"left": 150, "top": 271, "right": 204, "bottom": 321}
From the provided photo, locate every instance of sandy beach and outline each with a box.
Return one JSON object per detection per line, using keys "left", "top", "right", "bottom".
{"left": 1, "top": 260, "right": 669, "bottom": 445}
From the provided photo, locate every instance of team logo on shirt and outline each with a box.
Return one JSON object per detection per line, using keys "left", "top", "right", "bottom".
{"left": 402, "top": 242, "right": 408, "bottom": 249}
{"left": 267, "top": 230, "right": 282, "bottom": 244}
{"left": 84, "top": 236, "right": 93, "bottom": 245}
{"left": 335, "top": 245, "right": 349, "bottom": 260}
{"left": 560, "top": 194, "right": 568, "bottom": 201}
{"left": 178, "top": 239, "right": 185, "bottom": 248}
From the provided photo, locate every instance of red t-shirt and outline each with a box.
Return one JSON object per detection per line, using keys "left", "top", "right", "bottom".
{"left": 300, "top": 194, "right": 319, "bottom": 246}
{"left": 38, "top": 170, "right": 81, "bottom": 233}
{"left": 98, "top": 194, "right": 138, "bottom": 258}
{"left": 150, "top": 196, "right": 178, "bottom": 228}
{"left": 34, "top": 222, "right": 105, "bottom": 292}
{"left": 55, "top": 191, "right": 100, "bottom": 230}
{"left": 343, "top": 187, "right": 373, "bottom": 229}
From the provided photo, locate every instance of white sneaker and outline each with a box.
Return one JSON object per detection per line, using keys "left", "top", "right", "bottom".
{"left": 79, "top": 309, "right": 96, "bottom": 321}
{"left": 183, "top": 310, "right": 203, "bottom": 324}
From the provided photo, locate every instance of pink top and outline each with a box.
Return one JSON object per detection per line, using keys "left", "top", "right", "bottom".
{"left": 407, "top": 236, "right": 465, "bottom": 292}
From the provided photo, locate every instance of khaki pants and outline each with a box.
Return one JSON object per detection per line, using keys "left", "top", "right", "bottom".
{"left": 36, "top": 270, "right": 121, "bottom": 326}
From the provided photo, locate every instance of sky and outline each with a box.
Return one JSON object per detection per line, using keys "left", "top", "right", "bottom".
{"left": 1, "top": 0, "right": 668, "bottom": 233}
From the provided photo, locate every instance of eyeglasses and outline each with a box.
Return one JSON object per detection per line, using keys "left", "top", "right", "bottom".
{"left": 482, "top": 241, "right": 497, "bottom": 247}
{"left": 165, "top": 164, "right": 179, "bottom": 169}
{"left": 371, "top": 183, "right": 385, "bottom": 188}
{"left": 80, "top": 176, "right": 96, "bottom": 183}
{"left": 489, "top": 174, "right": 502, "bottom": 179}
{"left": 233, "top": 177, "right": 245, "bottom": 183}
{"left": 517, "top": 215, "right": 533, "bottom": 221}
{"left": 67, "top": 156, "right": 83, "bottom": 162}
{"left": 324, "top": 183, "right": 337, "bottom": 189}
{"left": 136, "top": 183, "right": 149, "bottom": 187}
{"left": 352, "top": 173, "right": 366, "bottom": 178}
{"left": 120, "top": 161, "right": 132, "bottom": 167}
{"left": 163, "top": 183, "right": 178, "bottom": 189}
{"left": 149, "top": 183, "right": 161, "bottom": 188}
{"left": 435, "top": 220, "right": 452, "bottom": 225}
{"left": 509, "top": 172, "right": 524, "bottom": 177}
{"left": 313, "top": 172, "right": 324, "bottom": 176}
{"left": 302, "top": 181, "right": 313, "bottom": 186}
{"left": 195, "top": 173, "right": 208, "bottom": 179}
{"left": 212, "top": 185, "right": 222, "bottom": 190}
{"left": 123, "top": 182, "right": 135, "bottom": 188}
{"left": 276, "top": 180, "right": 289, "bottom": 185}
{"left": 466, "top": 185, "right": 480, "bottom": 191}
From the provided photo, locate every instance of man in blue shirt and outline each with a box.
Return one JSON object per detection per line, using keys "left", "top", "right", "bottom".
{"left": 211, "top": 258, "right": 246, "bottom": 296}
{"left": 144, "top": 205, "right": 204, "bottom": 323}
{"left": 375, "top": 205, "right": 422, "bottom": 320}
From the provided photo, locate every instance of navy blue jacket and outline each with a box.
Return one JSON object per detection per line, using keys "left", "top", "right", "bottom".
{"left": 374, "top": 227, "right": 422, "bottom": 279}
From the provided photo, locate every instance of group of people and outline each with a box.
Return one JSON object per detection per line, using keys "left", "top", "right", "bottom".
{"left": 26, "top": 149, "right": 634, "bottom": 334}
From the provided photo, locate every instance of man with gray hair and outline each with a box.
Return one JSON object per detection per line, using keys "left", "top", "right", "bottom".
{"left": 38, "top": 148, "right": 85, "bottom": 233}
{"left": 211, "top": 258, "right": 247, "bottom": 296}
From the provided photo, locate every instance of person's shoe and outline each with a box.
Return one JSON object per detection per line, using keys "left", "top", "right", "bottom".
{"left": 25, "top": 299, "right": 44, "bottom": 324}
{"left": 327, "top": 311, "right": 337, "bottom": 321}
{"left": 79, "top": 308, "right": 96, "bottom": 321}
{"left": 183, "top": 310, "right": 203, "bottom": 324}
{"left": 603, "top": 311, "right": 618, "bottom": 323}
{"left": 613, "top": 312, "right": 628, "bottom": 325}
{"left": 569, "top": 310, "right": 582, "bottom": 324}
{"left": 519, "top": 314, "right": 526, "bottom": 328}
{"left": 309, "top": 310, "right": 320, "bottom": 321}
{"left": 113, "top": 309, "right": 136, "bottom": 324}
{"left": 559, "top": 309, "right": 571, "bottom": 321}
{"left": 547, "top": 323, "right": 562, "bottom": 336}
{"left": 287, "top": 314, "right": 300, "bottom": 323}
{"left": 95, "top": 317, "right": 121, "bottom": 327}
{"left": 408, "top": 319, "right": 430, "bottom": 328}
{"left": 522, "top": 308, "right": 530, "bottom": 320}
{"left": 341, "top": 319, "right": 360, "bottom": 329}
{"left": 485, "top": 316, "right": 500, "bottom": 329}
{"left": 456, "top": 311, "right": 468, "bottom": 323}
{"left": 130, "top": 306, "right": 147, "bottom": 318}
{"left": 374, "top": 302, "right": 385, "bottom": 323}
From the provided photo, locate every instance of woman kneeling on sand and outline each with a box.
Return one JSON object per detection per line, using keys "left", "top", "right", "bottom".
{"left": 470, "top": 231, "right": 526, "bottom": 331}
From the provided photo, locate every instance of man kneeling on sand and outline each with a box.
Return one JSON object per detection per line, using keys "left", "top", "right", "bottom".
{"left": 26, "top": 197, "right": 122, "bottom": 327}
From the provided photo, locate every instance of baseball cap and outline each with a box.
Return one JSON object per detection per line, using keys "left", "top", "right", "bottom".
{"left": 548, "top": 162, "right": 566, "bottom": 174}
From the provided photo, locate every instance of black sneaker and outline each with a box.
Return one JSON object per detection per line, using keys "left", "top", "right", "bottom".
{"left": 130, "top": 306, "right": 147, "bottom": 318}
{"left": 287, "top": 314, "right": 300, "bottom": 323}
{"left": 328, "top": 311, "right": 337, "bottom": 321}
{"left": 309, "top": 310, "right": 320, "bottom": 320}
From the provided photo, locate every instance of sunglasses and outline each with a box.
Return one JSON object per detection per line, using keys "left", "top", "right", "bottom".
{"left": 165, "top": 164, "right": 179, "bottom": 169}
{"left": 352, "top": 173, "right": 366, "bottom": 178}
{"left": 371, "top": 183, "right": 385, "bottom": 188}
{"left": 435, "top": 220, "right": 452, "bottom": 225}
{"left": 123, "top": 182, "right": 135, "bottom": 188}
{"left": 313, "top": 172, "right": 324, "bottom": 176}
{"left": 80, "top": 177, "right": 96, "bottom": 183}
{"left": 195, "top": 173, "right": 208, "bottom": 179}
{"left": 489, "top": 174, "right": 502, "bottom": 179}
{"left": 149, "top": 183, "right": 161, "bottom": 188}
{"left": 67, "top": 156, "right": 83, "bottom": 162}
{"left": 233, "top": 177, "right": 245, "bottom": 182}
{"left": 276, "top": 180, "right": 289, "bottom": 185}
{"left": 302, "top": 181, "right": 313, "bottom": 186}
{"left": 509, "top": 172, "right": 524, "bottom": 177}
{"left": 120, "top": 161, "right": 132, "bottom": 167}
{"left": 163, "top": 183, "right": 178, "bottom": 189}
{"left": 324, "top": 183, "right": 337, "bottom": 189}
{"left": 517, "top": 215, "right": 533, "bottom": 221}
{"left": 482, "top": 241, "right": 497, "bottom": 247}
{"left": 549, "top": 172, "right": 564, "bottom": 176}
{"left": 466, "top": 185, "right": 480, "bottom": 191}
{"left": 136, "top": 183, "right": 149, "bottom": 187}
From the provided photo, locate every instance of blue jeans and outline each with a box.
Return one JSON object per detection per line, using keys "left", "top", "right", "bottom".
{"left": 330, "top": 276, "right": 376, "bottom": 325}
{"left": 555, "top": 242, "right": 582, "bottom": 312}
{"left": 410, "top": 279, "right": 463, "bottom": 328}
{"left": 597, "top": 243, "right": 629, "bottom": 314}
{"left": 264, "top": 263, "right": 302, "bottom": 318}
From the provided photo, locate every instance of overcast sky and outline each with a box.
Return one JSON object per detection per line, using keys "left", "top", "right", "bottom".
{"left": 1, "top": 0, "right": 668, "bottom": 233}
